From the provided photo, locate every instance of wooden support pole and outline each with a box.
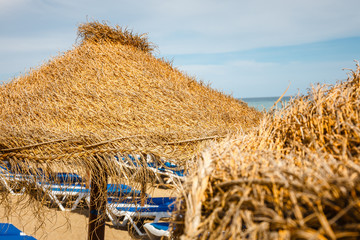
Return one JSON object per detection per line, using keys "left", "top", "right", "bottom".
{"left": 88, "top": 159, "right": 108, "bottom": 240}
{"left": 140, "top": 153, "right": 147, "bottom": 206}
{"left": 140, "top": 181, "right": 146, "bottom": 206}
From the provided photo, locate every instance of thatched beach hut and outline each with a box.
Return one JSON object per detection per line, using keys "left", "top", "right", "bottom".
{"left": 0, "top": 21, "right": 261, "bottom": 239}
{"left": 174, "top": 65, "right": 360, "bottom": 239}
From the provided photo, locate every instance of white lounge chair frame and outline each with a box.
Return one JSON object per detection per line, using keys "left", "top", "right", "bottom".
{"left": 102, "top": 197, "right": 175, "bottom": 237}
{"left": 36, "top": 181, "right": 89, "bottom": 211}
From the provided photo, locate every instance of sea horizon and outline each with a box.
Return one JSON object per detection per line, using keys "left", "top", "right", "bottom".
{"left": 240, "top": 96, "right": 292, "bottom": 111}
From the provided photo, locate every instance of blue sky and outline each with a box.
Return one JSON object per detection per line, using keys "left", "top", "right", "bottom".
{"left": 1, "top": 0, "right": 360, "bottom": 97}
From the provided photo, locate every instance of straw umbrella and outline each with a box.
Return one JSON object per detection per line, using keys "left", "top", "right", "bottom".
{"left": 0, "top": 21, "right": 262, "bottom": 240}
{"left": 174, "top": 65, "right": 360, "bottom": 240}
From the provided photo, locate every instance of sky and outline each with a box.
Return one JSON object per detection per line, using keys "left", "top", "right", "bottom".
{"left": 0, "top": 0, "right": 360, "bottom": 98}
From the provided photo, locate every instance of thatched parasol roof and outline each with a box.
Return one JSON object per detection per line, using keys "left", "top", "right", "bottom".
{"left": 0, "top": 22, "right": 260, "bottom": 165}
{"left": 174, "top": 64, "right": 360, "bottom": 239}
{"left": 0, "top": 20, "right": 261, "bottom": 216}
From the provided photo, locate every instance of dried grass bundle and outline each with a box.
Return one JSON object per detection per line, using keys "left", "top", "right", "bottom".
{"left": 175, "top": 64, "right": 360, "bottom": 239}
{"left": 77, "top": 21, "right": 155, "bottom": 53}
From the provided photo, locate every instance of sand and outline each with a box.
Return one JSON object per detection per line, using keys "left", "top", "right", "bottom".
{"left": 0, "top": 187, "right": 174, "bottom": 240}
{"left": 0, "top": 195, "right": 131, "bottom": 240}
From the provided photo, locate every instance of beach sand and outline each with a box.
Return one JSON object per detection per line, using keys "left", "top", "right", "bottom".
{"left": 0, "top": 187, "right": 174, "bottom": 240}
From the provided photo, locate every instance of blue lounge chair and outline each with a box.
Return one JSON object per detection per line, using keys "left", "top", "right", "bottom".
{"left": 144, "top": 222, "right": 170, "bottom": 240}
{"left": 105, "top": 197, "right": 176, "bottom": 238}
{"left": 48, "top": 172, "right": 83, "bottom": 183}
{"left": 106, "top": 183, "right": 142, "bottom": 198}
{"left": 0, "top": 223, "right": 37, "bottom": 240}
{"left": 37, "top": 172, "right": 144, "bottom": 211}
{"left": 48, "top": 173, "right": 142, "bottom": 197}
{"left": 116, "top": 155, "right": 185, "bottom": 183}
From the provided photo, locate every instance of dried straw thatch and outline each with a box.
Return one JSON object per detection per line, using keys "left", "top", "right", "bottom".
{"left": 77, "top": 21, "right": 155, "bottom": 53}
{"left": 0, "top": 21, "right": 261, "bottom": 220}
{"left": 175, "top": 64, "right": 360, "bottom": 239}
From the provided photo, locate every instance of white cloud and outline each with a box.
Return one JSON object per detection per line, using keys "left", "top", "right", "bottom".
{"left": 124, "top": 0, "right": 360, "bottom": 54}
{"left": 1, "top": 0, "right": 360, "bottom": 55}
{"left": 0, "top": 0, "right": 27, "bottom": 13}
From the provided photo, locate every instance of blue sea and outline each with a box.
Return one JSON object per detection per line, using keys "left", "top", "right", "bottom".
{"left": 240, "top": 96, "right": 292, "bottom": 111}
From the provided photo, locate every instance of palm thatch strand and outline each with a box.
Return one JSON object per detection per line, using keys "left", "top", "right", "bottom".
{"left": 174, "top": 64, "right": 360, "bottom": 240}
{"left": 0, "top": 21, "right": 261, "bottom": 232}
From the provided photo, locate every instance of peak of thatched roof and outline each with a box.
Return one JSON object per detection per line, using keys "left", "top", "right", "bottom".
{"left": 77, "top": 21, "right": 155, "bottom": 53}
